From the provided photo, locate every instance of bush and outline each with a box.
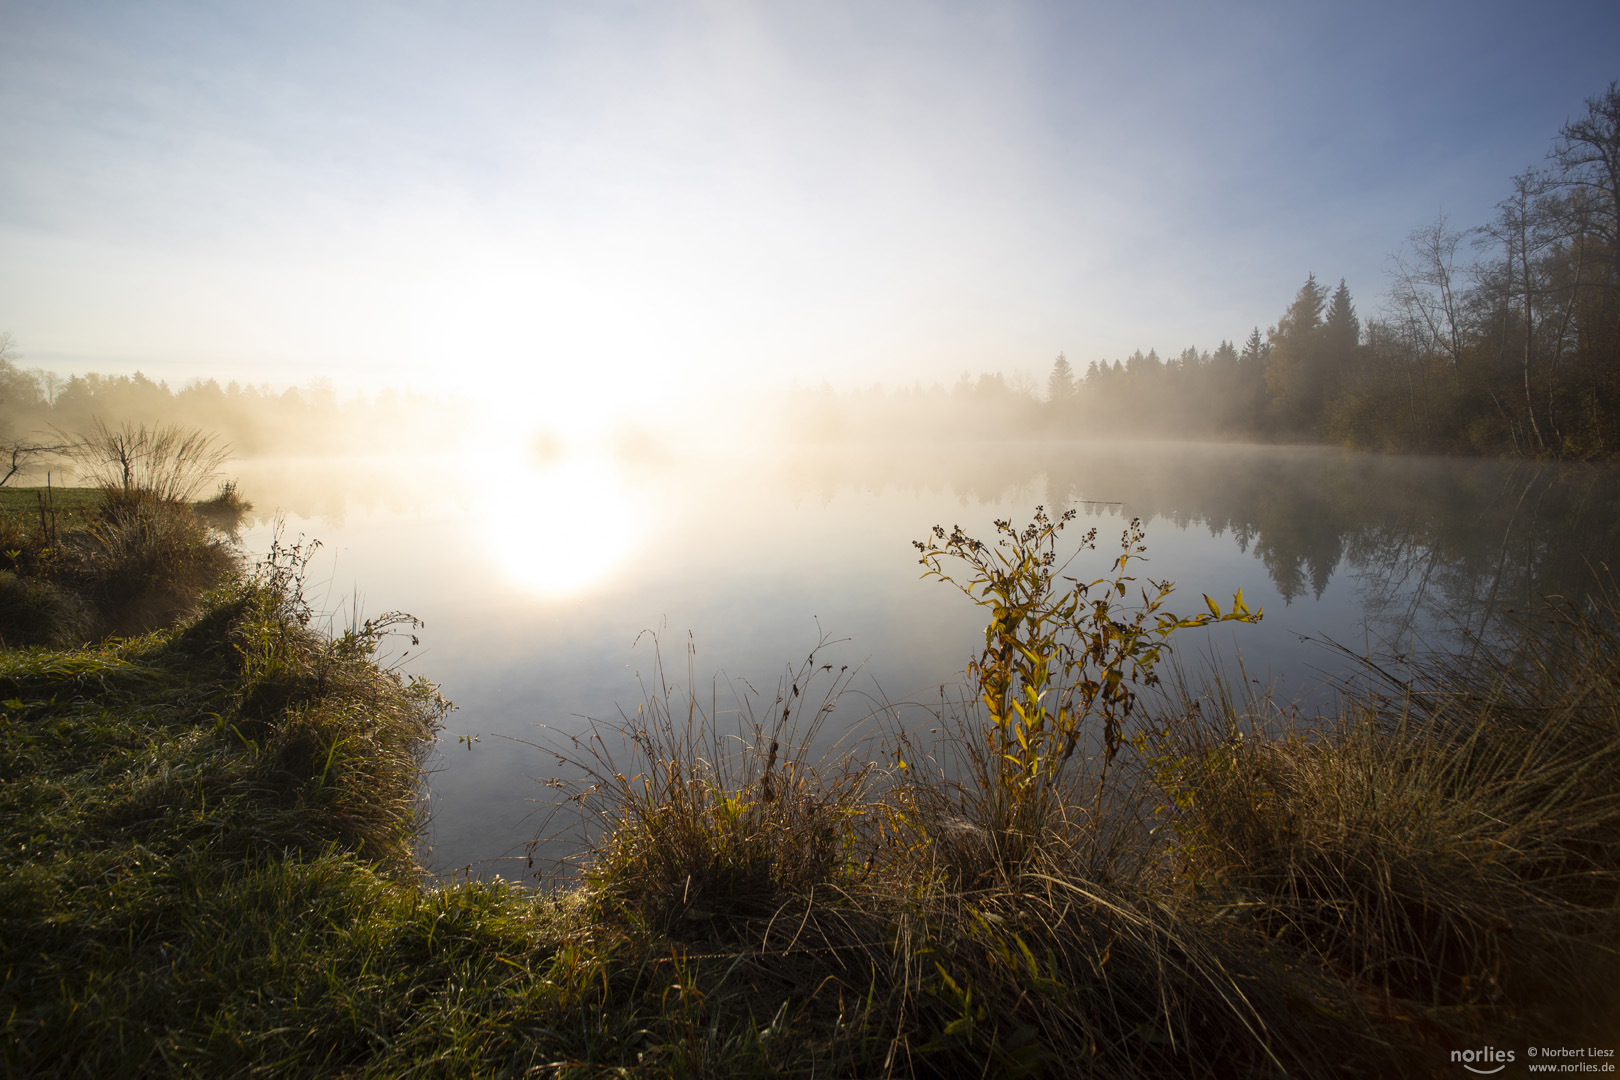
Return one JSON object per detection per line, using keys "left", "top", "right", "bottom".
{"left": 0, "top": 570, "right": 89, "bottom": 647}
{"left": 74, "top": 496, "right": 239, "bottom": 636}
{"left": 908, "top": 509, "right": 1258, "bottom": 876}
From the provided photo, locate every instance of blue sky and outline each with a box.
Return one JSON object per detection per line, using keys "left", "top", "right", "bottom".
{"left": 1, "top": 0, "right": 1616, "bottom": 420}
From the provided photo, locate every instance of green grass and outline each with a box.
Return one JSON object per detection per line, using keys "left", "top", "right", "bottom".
{"left": 0, "top": 485, "right": 103, "bottom": 514}
{"left": 0, "top": 581, "right": 574, "bottom": 1078}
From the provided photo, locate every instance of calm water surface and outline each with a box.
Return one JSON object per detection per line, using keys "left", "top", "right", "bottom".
{"left": 229, "top": 441, "right": 1620, "bottom": 880}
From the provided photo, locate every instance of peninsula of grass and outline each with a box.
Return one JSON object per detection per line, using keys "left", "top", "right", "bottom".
{"left": 3, "top": 472, "right": 1617, "bottom": 1076}
{"left": 0, "top": 485, "right": 104, "bottom": 515}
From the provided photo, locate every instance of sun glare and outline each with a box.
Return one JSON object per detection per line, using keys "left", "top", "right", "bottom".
{"left": 478, "top": 456, "right": 637, "bottom": 598}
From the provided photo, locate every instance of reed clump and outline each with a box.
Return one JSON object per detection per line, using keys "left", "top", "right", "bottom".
{"left": 194, "top": 478, "right": 253, "bottom": 531}
{"left": 573, "top": 644, "right": 877, "bottom": 931}
{"left": 65, "top": 421, "right": 240, "bottom": 634}
{"left": 71, "top": 493, "right": 237, "bottom": 635}
{"left": 1157, "top": 594, "right": 1620, "bottom": 1045}
{"left": 61, "top": 418, "right": 232, "bottom": 506}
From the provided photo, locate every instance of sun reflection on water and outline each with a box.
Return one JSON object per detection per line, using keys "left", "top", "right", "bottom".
{"left": 479, "top": 455, "right": 636, "bottom": 597}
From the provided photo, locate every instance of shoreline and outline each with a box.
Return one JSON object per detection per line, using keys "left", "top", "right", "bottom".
{"left": 3, "top": 485, "right": 1617, "bottom": 1075}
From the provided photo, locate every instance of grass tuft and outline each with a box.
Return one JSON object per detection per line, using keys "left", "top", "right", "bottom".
{"left": 554, "top": 635, "right": 876, "bottom": 931}
{"left": 1157, "top": 596, "right": 1620, "bottom": 1044}
{"left": 0, "top": 569, "right": 90, "bottom": 647}
{"left": 195, "top": 478, "right": 253, "bottom": 532}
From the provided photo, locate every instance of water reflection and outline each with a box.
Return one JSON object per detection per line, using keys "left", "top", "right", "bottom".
{"left": 477, "top": 456, "right": 637, "bottom": 596}
{"left": 223, "top": 441, "right": 1620, "bottom": 879}
{"left": 779, "top": 442, "right": 1620, "bottom": 642}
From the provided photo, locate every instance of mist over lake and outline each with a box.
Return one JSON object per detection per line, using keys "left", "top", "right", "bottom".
{"left": 219, "top": 440, "right": 1618, "bottom": 879}
{"left": 10, "top": 1, "right": 1620, "bottom": 1064}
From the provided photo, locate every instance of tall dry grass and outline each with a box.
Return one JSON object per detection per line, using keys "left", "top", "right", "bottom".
{"left": 0, "top": 421, "right": 245, "bottom": 638}
{"left": 1154, "top": 593, "right": 1620, "bottom": 1043}
{"left": 62, "top": 419, "right": 231, "bottom": 506}
{"left": 74, "top": 495, "right": 238, "bottom": 634}
{"left": 544, "top": 633, "right": 878, "bottom": 931}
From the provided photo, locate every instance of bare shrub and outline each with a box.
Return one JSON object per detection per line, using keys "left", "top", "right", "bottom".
{"left": 62, "top": 419, "right": 231, "bottom": 504}
{"left": 0, "top": 439, "right": 68, "bottom": 487}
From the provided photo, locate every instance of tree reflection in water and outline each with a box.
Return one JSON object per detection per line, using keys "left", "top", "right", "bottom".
{"left": 782, "top": 441, "right": 1620, "bottom": 648}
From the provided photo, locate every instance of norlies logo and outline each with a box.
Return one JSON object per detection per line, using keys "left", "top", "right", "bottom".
{"left": 1453, "top": 1046, "right": 1516, "bottom": 1074}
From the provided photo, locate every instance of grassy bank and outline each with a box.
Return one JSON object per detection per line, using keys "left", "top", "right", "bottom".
{"left": 2, "top": 491, "right": 1616, "bottom": 1077}
{"left": 0, "top": 486, "right": 104, "bottom": 514}
{"left": 0, "top": 478, "right": 245, "bottom": 646}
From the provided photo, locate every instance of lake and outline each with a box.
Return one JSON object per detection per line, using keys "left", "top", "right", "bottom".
{"left": 228, "top": 440, "right": 1620, "bottom": 880}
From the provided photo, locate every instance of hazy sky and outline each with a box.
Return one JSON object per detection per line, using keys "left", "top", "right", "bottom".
{"left": 2, "top": 0, "right": 1617, "bottom": 422}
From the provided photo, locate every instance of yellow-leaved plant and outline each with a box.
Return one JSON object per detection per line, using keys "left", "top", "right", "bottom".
{"left": 914, "top": 508, "right": 1261, "bottom": 866}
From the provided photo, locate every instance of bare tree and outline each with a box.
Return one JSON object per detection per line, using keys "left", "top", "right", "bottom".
{"left": 0, "top": 440, "right": 68, "bottom": 487}
{"left": 1551, "top": 80, "right": 1620, "bottom": 283}
{"left": 33, "top": 369, "right": 64, "bottom": 405}
{"left": 1388, "top": 216, "right": 1470, "bottom": 374}
{"left": 0, "top": 333, "right": 66, "bottom": 485}
{"left": 1478, "top": 171, "right": 1557, "bottom": 452}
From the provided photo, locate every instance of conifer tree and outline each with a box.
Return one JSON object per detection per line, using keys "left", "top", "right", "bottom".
{"left": 1264, "top": 274, "right": 1329, "bottom": 432}
{"left": 1046, "top": 354, "right": 1076, "bottom": 403}
{"left": 1323, "top": 279, "right": 1361, "bottom": 387}
{"left": 1239, "top": 328, "right": 1268, "bottom": 369}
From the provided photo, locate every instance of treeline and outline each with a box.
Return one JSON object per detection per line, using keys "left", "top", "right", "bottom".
{"left": 793, "top": 81, "right": 1620, "bottom": 458}
{"left": 0, "top": 339, "right": 472, "bottom": 468}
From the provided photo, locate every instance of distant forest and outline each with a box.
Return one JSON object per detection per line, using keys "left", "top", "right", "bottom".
{"left": 792, "top": 82, "right": 1620, "bottom": 459}
{"left": 0, "top": 342, "right": 471, "bottom": 471}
